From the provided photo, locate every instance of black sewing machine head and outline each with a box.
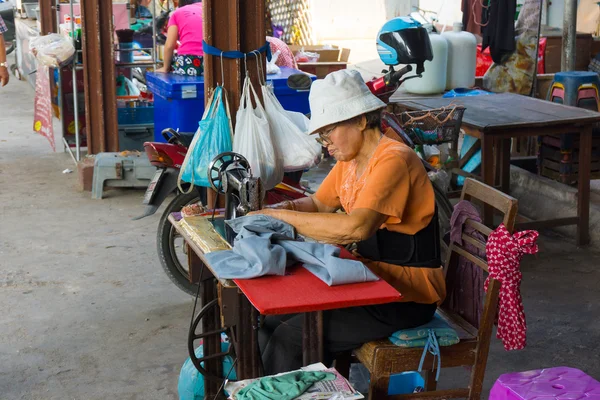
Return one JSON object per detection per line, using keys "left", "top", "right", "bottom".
{"left": 208, "top": 152, "right": 263, "bottom": 221}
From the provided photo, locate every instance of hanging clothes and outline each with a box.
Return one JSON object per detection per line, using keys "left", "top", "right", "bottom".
{"left": 484, "top": 224, "right": 539, "bottom": 351}
{"left": 461, "top": 0, "right": 484, "bottom": 36}
{"left": 443, "top": 200, "right": 485, "bottom": 328}
{"left": 481, "top": 0, "right": 517, "bottom": 64}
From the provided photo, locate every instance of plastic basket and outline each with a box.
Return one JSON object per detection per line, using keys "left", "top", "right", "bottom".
{"left": 397, "top": 106, "right": 466, "bottom": 145}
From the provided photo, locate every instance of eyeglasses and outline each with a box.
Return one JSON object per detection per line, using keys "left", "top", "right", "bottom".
{"left": 316, "top": 126, "right": 336, "bottom": 147}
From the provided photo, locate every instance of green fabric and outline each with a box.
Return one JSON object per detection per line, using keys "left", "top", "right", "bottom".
{"left": 389, "top": 314, "right": 460, "bottom": 348}
{"left": 236, "top": 371, "right": 335, "bottom": 400}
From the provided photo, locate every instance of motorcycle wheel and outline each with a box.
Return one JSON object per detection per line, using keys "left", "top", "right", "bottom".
{"left": 157, "top": 190, "right": 203, "bottom": 296}
{"left": 432, "top": 182, "right": 453, "bottom": 263}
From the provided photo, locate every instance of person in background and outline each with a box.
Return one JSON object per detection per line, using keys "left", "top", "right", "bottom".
{"left": 0, "top": 14, "right": 9, "bottom": 87}
{"left": 157, "top": 0, "right": 204, "bottom": 76}
{"left": 266, "top": 36, "right": 298, "bottom": 70}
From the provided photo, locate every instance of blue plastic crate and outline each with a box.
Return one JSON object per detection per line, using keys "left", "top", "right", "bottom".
{"left": 118, "top": 106, "right": 154, "bottom": 125}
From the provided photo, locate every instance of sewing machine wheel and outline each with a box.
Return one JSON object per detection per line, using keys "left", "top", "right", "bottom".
{"left": 188, "top": 298, "right": 237, "bottom": 383}
{"left": 207, "top": 152, "right": 251, "bottom": 193}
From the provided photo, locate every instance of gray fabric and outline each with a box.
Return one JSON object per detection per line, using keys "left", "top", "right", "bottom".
{"left": 204, "top": 215, "right": 379, "bottom": 286}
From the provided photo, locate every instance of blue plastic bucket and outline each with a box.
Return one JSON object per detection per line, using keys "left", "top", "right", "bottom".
{"left": 388, "top": 371, "right": 425, "bottom": 395}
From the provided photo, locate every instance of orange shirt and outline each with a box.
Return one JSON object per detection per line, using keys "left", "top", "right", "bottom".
{"left": 315, "top": 136, "right": 446, "bottom": 305}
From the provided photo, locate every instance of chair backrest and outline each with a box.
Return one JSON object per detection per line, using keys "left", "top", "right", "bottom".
{"left": 460, "top": 177, "right": 519, "bottom": 233}
{"left": 448, "top": 178, "right": 519, "bottom": 272}
{"left": 444, "top": 178, "right": 519, "bottom": 398}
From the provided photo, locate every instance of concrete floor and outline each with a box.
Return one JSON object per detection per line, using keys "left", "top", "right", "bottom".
{"left": 2, "top": 79, "right": 600, "bottom": 399}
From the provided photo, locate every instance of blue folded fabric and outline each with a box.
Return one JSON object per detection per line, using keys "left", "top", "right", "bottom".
{"left": 204, "top": 215, "right": 379, "bottom": 286}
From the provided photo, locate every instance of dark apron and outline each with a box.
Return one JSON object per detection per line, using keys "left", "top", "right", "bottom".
{"left": 357, "top": 207, "right": 441, "bottom": 268}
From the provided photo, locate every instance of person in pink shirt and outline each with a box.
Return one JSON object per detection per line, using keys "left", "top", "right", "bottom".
{"left": 157, "top": 0, "right": 204, "bottom": 76}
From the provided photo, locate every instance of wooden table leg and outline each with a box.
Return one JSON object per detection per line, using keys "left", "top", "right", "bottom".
{"left": 481, "top": 133, "right": 495, "bottom": 225}
{"left": 500, "top": 138, "right": 512, "bottom": 194}
{"left": 236, "top": 296, "right": 262, "bottom": 379}
{"left": 201, "top": 276, "right": 223, "bottom": 398}
{"left": 577, "top": 125, "right": 592, "bottom": 246}
{"left": 302, "top": 311, "right": 324, "bottom": 366}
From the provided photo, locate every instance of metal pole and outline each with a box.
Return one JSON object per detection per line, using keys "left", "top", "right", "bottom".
{"left": 152, "top": 0, "right": 157, "bottom": 70}
{"left": 56, "top": 2, "right": 66, "bottom": 154}
{"left": 530, "top": 0, "right": 544, "bottom": 97}
{"left": 561, "top": 0, "right": 578, "bottom": 72}
{"left": 70, "top": 0, "right": 80, "bottom": 161}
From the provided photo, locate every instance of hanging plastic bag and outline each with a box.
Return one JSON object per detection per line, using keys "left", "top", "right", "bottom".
{"left": 262, "top": 83, "right": 321, "bottom": 172}
{"left": 233, "top": 76, "right": 283, "bottom": 190}
{"left": 29, "top": 33, "right": 75, "bottom": 68}
{"left": 266, "top": 50, "right": 281, "bottom": 75}
{"left": 116, "top": 75, "right": 141, "bottom": 97}
{"left": 179, "top": 86, "right": 233, "bottom": 191}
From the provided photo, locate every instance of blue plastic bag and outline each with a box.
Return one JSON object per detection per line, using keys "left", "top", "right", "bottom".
{"left": 179, "top": 86, "right": 233, "bottom": 190}
{"left": 178, "top": 338, "right": 237, "bottom": 400}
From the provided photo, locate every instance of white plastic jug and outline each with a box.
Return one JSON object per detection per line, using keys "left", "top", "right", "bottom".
{"left": 442, "top": 22, "right": 477, "bottom": 90}
{"left": 403, "top": 33, "right": 448, "bottom": 95}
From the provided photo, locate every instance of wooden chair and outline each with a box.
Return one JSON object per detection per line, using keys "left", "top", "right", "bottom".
{"left": 349, "top": 178, "right": 519, "bottom": 400}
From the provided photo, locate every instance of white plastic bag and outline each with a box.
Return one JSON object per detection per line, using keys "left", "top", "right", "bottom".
{"left": 261, "top": 84, "right": 321, "bottom": 172}
{"left": 266, "top": 50, "right": 281, "bottom": 75}
{"left": 29, "top": 34, "right": 75, "bottom": 68}
{"left": 233, "top": 76, "right": 283, "bottom": 190}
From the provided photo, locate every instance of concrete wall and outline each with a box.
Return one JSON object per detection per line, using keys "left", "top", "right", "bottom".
{"left": 418, "top": 0, "right": 462, "bottom": 27}
{"left": 311, "top": 0, "right": 418, "bottom": 63}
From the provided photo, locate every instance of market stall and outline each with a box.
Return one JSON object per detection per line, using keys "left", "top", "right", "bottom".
{"left": 22, "top": 0, "right": 600, "bottom": 398}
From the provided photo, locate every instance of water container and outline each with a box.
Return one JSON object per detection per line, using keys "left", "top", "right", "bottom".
{"left": 403, "top": 33, "right": 448, "bottom": 95}
{"left": 442, "top": 22, "right": 477, "bottom": 90}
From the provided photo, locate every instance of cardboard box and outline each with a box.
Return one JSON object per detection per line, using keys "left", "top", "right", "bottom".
{"left": 289, "top": 45, "right": 351, "bottom": 78}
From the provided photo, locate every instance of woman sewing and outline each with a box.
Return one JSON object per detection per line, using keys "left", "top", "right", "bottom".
{"left": 157, "top": 0, "right": 204, "bottom": 76}
{"left": 255, "top": 69, "right": 446, "bottom": 375}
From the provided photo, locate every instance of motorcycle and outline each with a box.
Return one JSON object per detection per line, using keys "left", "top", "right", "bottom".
{"left": 138, "top": 64, "right": 456, "bottom": 296}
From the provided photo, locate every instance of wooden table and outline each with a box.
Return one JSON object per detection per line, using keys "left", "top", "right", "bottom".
{"left": 168, "top": 213, "right": 401, "bottom": 398}
{"left": 392, "top": 92, "right": 600, "bottom": 245}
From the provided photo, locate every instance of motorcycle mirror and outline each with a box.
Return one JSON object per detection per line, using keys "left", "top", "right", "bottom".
{"left": 287, "top": 74, "right": 313, "bottom": 91}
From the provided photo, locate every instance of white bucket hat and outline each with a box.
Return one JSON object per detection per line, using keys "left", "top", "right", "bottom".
{"left": 308, "top": 69, "right": 387, "bottom": 135}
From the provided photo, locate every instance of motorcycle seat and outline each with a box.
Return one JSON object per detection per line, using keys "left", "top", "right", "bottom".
{"left": 178, "top": 132, "right": 196, "bottom": 148}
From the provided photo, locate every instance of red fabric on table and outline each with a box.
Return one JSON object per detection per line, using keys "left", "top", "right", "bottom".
{"left": 234, "top": 248, "right": 402, "bottom": 315}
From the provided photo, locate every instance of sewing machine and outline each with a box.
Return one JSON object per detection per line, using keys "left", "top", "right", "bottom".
{"left": 207, "top": 152, "right": 263, "bottom": 242}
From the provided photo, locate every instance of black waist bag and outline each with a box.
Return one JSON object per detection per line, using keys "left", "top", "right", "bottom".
{"left": 357, "top": 208, "right": 441, "bottom": 268}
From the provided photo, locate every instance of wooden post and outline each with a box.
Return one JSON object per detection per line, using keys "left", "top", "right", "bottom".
{"left": 203, "top": 0, "right": 266, "bottom": 209}
{"left": 203, "top": 0, "right": 266, "bottom": 126}
{"left": 38, "top": 0, "right": 57, "bottom": 35}
{"left": 202, "top": 0, "right": 266, "bottom": 379}
{"left": 80, "top": 0, "right": 119, "bottom": 154}
{"left": 577, "top": 125, "right": 592, "bottom": 246}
